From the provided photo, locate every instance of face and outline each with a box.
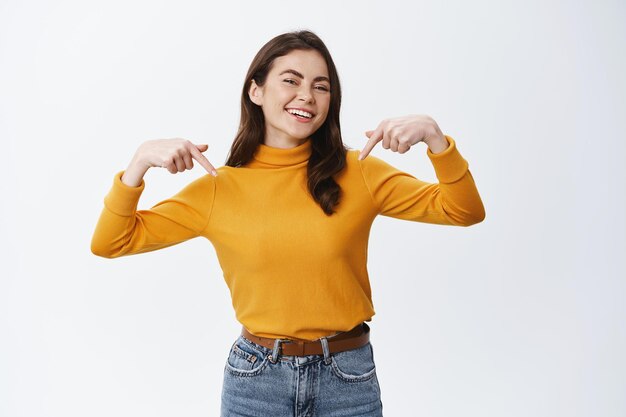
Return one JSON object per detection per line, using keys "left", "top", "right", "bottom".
{"left": 249, "top": 49, "right": 331, "bottom": 147}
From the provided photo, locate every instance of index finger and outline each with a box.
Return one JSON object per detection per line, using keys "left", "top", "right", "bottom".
{"left": 358, "top": 127, "right": 383, "bottom": 160}
{"left": 189, "top": 145, "right": 218, "bottom": 176}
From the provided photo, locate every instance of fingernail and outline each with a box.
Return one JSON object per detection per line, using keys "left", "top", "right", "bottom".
{"left": 212, "top": 170, "right": 218, "bottom": 176}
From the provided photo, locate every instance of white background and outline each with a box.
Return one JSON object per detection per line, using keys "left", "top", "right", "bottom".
{"left": 1, "top": 0, "right": 624, "bottom": 416}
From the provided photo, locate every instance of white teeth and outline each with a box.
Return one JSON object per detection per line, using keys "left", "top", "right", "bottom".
{"left": 286, "top": 109, "right": 313, "bottom": 118}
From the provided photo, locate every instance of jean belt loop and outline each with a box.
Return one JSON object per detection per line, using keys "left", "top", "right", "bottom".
{"left": 269, "top": 338, "right": 282, "bottom": 363}
{"left": 319, "top": 336, "right": 332, "bottom": 365}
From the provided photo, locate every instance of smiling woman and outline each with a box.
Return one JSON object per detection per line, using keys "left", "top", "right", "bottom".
{"left": 224, "top": 33, "right": 348, "bottom": 217}
{"left": 252, "top": 50, "right": 332, "bottom": 134}
{"left": 91, "top": 28, "right": 484, "bottom": 417}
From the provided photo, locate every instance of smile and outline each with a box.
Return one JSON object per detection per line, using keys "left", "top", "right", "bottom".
{"left": 285, "top": 109, "right": 314, "bottom": 123}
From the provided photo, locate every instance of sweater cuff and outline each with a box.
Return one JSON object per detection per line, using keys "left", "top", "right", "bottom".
{"left": 103, "top": 170, "right": 146, "bottom": 216}
{"left": 426, "top": 135, "right": 469, "bottom": 183}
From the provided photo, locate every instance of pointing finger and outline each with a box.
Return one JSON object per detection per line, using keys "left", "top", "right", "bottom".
{"left": 358, "top": 128, "right": 383, "bottom": 160}
{"left": 189, "top": 144, "right": 218, "bottom": 176}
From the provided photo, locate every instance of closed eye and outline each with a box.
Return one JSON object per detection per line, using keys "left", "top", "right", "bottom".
{"left": 284, "top": 79, "right": 329, "bottom": 92}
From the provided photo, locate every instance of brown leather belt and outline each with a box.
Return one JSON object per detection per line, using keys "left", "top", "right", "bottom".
{"left": 241, "top": 322, "right": 370, "bottom": 357}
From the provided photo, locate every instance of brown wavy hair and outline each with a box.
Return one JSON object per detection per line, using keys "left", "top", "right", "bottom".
{"left": 224, "top": 29, "right": 348, "bottom": 216}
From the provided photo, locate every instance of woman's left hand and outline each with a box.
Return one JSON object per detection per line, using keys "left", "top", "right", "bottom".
{"left": 358, "top": 114, "right": 449, "bottom": 160}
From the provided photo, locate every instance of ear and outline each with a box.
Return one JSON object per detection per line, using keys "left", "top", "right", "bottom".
{"left": 248, "top": 79, "right": 263, "bottom": 106}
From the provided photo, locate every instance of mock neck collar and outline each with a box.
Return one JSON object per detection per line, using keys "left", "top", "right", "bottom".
{"left": 247, "top": 138, "right": 312, "bottom": 168}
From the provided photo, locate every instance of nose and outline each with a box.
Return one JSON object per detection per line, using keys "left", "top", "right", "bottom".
{"left": 298, "top": 86, "right": 314, "bottom": 103}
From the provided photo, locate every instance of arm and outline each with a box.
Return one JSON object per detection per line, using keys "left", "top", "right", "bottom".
{"left": 358, "top": 135, "right": 485, "bottom": 226}
{"left": 90, "top": 170, "right": 216, "bottom": 258}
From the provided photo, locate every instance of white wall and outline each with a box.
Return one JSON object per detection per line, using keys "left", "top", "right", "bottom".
{"left": 1, "top": 0, "right": 624, "bottom": 416}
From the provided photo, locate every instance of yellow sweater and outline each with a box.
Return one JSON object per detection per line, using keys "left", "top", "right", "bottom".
{"left": 91, "top": 135, "right": 485, "bottom": 341}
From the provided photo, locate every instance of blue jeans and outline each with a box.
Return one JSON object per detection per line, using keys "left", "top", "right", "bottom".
{"left": 220, "top": 325, "right": 384, "bottom": 416}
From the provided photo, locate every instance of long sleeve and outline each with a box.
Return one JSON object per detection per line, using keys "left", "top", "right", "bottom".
{"left": 357, "top": 135, "right": 485, "bottom": 226}
{"left": 91, "top": 170, "right": 216, "bottom": 258}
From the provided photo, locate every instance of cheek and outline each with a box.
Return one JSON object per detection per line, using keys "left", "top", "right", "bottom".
{"left": 319, "top": 101, "right": 331, "bottom": 119}
{"left": 273, "top": 89, "right": 291, "bottom": 103}
{"left": 321, "top": 97, "right": 331, "bottom": 111}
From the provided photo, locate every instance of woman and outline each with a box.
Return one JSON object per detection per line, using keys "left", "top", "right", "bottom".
{"left": 91, "top": 29, "right": 485, "bottom": 416}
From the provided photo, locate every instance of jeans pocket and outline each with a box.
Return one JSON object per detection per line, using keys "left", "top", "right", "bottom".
{"left": 224, "top": 336, "right": 270, "bottom": 377}
{"left": 329, "top": 341, "right": 377, "bottom": 383}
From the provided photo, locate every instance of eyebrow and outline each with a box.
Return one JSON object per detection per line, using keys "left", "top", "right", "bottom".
{"left": 278, "top": 69, "right": 330, "bottom": 83}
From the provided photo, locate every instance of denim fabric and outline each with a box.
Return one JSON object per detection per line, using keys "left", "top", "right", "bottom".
{"left": 220, "top": 326, "right": 383, "bottom": 416}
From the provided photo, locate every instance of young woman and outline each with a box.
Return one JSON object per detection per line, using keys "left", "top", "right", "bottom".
{"left": 91, "top": 29, "right": 485, "bottom": 416}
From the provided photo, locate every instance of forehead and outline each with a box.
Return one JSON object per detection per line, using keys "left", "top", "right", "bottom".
{"left": 270, "top": 49, "right": 329, "bottom": 77}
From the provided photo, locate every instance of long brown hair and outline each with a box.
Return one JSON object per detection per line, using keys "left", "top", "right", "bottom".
{"left": 224, "top": 30, "right": 347, "bottom": 216}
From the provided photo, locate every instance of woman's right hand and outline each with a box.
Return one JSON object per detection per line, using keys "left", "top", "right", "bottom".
{"left": 122, "top": 138, "right": 218, "bottom": 187}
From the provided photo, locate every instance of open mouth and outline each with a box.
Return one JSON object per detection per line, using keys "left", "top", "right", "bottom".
{"left": 285, "top": 108, "right": 314, "bottom": 122}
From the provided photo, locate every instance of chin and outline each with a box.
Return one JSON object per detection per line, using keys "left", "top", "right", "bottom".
{"left": 286, "top": 128, "right": 315, "bottom": 139}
